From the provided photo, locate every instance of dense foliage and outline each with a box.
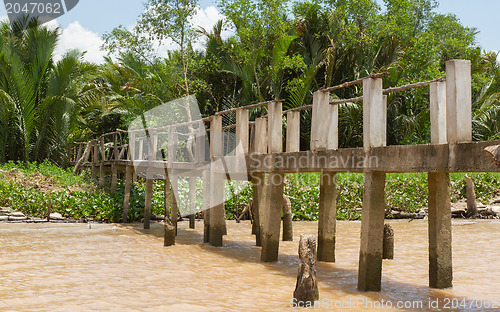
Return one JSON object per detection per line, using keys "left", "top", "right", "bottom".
{"left": 1, "top": 162, "right": 498, "bottom": 222}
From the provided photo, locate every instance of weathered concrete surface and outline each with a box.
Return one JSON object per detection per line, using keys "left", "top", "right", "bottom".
{"left": 253, "top": 173, "right": 266, "bottom": 247}
{"left": 286, "top": 111, "right": 300, "bottom": 153}
{"left": 261, "top": 172, "right": 284, "bottom": 262}
{"left": 293, "top": 234, "right": 319, "bottom": 305}
{"left": 245, "top": 141, "right": 500, "bottom": 174}
{"left": 358, "top": 172, "right": 386, "bottom": 291}
{"left": 317, "top": 171, "right": 337, "bottom": 262}
{"left": 430, "top": 81, "right": 447, "bottom": 144}
{"left": 446, "top": 60, "right": 472, "bottom": 143}
{"left": 164, "top": 173, "right": 175, "bottom": 246}
{"left": 428, "top": 172, "right": 453, "bottom": 289}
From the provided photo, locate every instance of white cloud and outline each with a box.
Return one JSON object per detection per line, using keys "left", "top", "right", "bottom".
{"left": 55, "top": 21, "right": 106, "bottom": 64}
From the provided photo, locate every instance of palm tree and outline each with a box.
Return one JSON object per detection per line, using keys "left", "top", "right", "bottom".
{"left": 0, "top": 17, "right": 83, "bottom": 164}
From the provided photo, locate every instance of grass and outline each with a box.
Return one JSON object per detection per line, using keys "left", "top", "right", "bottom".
{"left": 0, "top": 161, "right": 499, "bottom": 222}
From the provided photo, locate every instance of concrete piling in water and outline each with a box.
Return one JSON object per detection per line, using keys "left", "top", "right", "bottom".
{"left": 164, "top": 171, "right": 175, "bottom": 246}
{"left": 209, "top": 115, "right": 225, "bottom": 247}
{"left": 317, "top": 171, "right": 337, "bottom": 262}
{"left": 122, "top": 165, "right": 133, "bottom": 223}
{"left": 358, "top": 77, "right": 387, "bottom": 292}
{"left": 260, "top": 101, "right": 283, "bottom": 262}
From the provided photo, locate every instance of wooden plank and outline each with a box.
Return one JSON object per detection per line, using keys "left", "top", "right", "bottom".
{"left": 254, "top": 117, "right": 268, "bottom": 154}
{"left": 268, "top": 101, "right": 283, "bottom": 153}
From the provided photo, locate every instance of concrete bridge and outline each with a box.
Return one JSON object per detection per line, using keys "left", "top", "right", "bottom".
{"left": 68, "top": 59, "right": 500, "bottom": 292}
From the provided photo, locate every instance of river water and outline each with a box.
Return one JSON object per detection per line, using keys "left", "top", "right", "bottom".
{"left": 0, "top": 220, "right": 499, "bottom": 311}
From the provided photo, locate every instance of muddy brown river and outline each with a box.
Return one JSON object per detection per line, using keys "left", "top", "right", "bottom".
{"left": 0, "top": 220, "right": 499, "bottom": 311}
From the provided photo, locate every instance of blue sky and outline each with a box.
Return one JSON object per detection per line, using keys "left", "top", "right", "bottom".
{"left": 0, "top": 0, "right": 498, "bottom": 63}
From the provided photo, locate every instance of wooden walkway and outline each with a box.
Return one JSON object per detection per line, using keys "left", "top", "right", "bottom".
{"left": 68, "top": 60, "right": 500, "bottom": 292}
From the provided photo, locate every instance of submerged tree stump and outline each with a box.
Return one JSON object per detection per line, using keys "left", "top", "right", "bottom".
{"left": 383, "top": 224, "right": 394, "bottom": 260}
{"left": 293, "top": 234, "right": 319, "bottom": 305}
{"left": 282, "top": 195, "right": 293, "bottom": 241}
{"left": 484, "top": 145, "right": 500, "bottom": 168}
{"left": 465, "top": 175, "right": 478, "bottom": 218}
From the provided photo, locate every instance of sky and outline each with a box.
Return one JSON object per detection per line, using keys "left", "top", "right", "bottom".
{"left": 0, "top": 0, "right": 498, "bottom": 64}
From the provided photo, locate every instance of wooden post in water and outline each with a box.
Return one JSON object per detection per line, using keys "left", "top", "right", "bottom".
{"left": 209, "top": 115, "right": 226, "bottom": 247}
{"left": 261, "top": 100, "right": 284, "bottom": 262}
{"left": 358, "top": 77, "right": 387, "bottom": 292}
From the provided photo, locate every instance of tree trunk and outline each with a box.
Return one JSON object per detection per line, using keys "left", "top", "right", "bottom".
{"left": 293, "top": 234, "right": 319, "bottom": 305}
{"left": 465, "top": 175, "right": 478, "bottom": 218}
{"left": 282, "top": 195, "right": 293, "bottom": 241}
{"left": 484, "top": 145, "right": 500, "bottom": 168}
{"left": 383, "top": 224, "right": 394, "bottom": 260}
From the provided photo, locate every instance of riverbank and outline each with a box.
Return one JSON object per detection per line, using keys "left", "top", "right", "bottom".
{"left": 1, "top": 220, "right": 499, "bottom": 311}
{"left": 1, "top": 162, "right": 499, "bottom": 222}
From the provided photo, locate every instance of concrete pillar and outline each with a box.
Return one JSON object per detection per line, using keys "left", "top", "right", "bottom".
{"left": 358, "top": 171, "right": 386, "bottom": 291}
{"left": 143, "top": 169, "right": 153, "bottom": 230}
{"left": 261, "top": 171, "right": 284, "bottom": 262}
{"left": 267, "top": 101, "right": 282, "bottom": 153}
{"left": 428, "top": 173, "right": 452, "bottom": 288}
{"left": 254, "top": 117, "right": 268, "bottom": 154}
{"left": 209, "top": 172, "right": 225, "bottom": 247}
{"left": 189, "top": 177, "right": 196, "bottom": 229}
{"left": 446, "top": 60, "right": 472, "bottom": 143}
{"left": 363, "top": 78, "right": 386, "bottom": 152}
{"left": 164, "top": 171, "right": 175, "bottom": 246}
{"left": 236, "top": 108, "right": 249, "bottom": 155}
{"left": 317, "top": 171, "right": 337, "bottom": 262}
{"left": 426, "top": 68, "right": 458, "bottom": 289}
{"left": 209, "top": 115, "right": 225, "bottom": 247}
{"left": 203, "top": 170, "right": 210, "bottom": 243}
{"left": 286, "top": 111, "right": 300, "bottom": 152}
{"left": 122, "top": 165, "right": 133, "bottom": 222}
{"left": 430, "top": 81, "right": 447, "bottom": 145}
{"left": 171, "top": 176, "right": 178, "bottom": 235}
{"left": 261, "top": 101, "right": 284, "bottom": 262}
{"left": 358, "top": 77, "right": 387, "bottom": 291}
{"left": 251, "top": 173, "right": 265, "bottom": 246}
